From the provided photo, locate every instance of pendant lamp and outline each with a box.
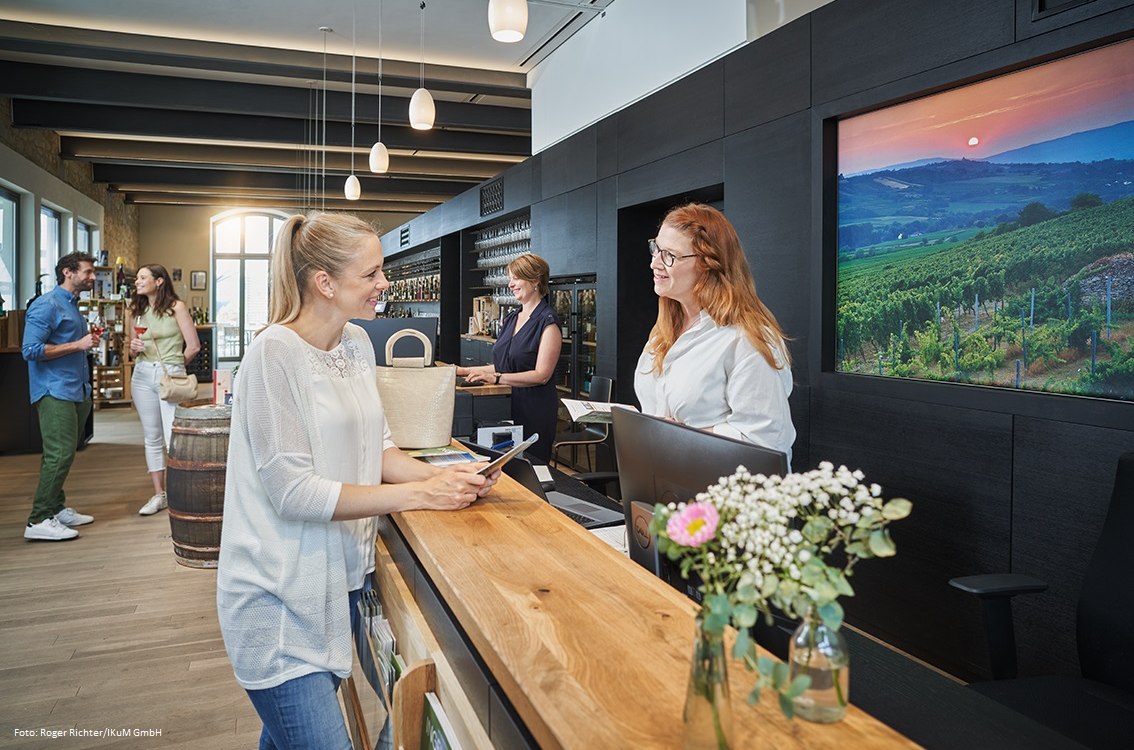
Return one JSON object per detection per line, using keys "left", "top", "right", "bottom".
{"left": 369, "top": 0, "right": 390, "bottom": 173}
{"left": 488, "top": 0, "right": 527, "bottom": 43}
{"left": 345, "top": 4, "right": 361, "bottom": 200}
{"left": 409, "top": 1, "right": 435, "bottom": 130}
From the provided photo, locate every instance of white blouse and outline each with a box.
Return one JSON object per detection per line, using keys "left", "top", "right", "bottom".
{"left": 217, "top": 323, "right": 395, "bottom": 691}
{"left": 634, "top": 311, "right": 796, "bottom": 466}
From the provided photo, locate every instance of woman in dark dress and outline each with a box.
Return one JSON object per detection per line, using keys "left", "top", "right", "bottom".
{"left": 458, "top": 254, "right": 561, "bottom": 462}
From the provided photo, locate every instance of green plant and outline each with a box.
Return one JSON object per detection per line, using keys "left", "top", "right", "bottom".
{"left": 650, "top": 462, "right": 911, "bottom": 718}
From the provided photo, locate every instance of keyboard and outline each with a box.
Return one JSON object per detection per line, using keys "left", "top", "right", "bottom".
{"left": 559, "top": 509, "right": 594, "bottom": 526}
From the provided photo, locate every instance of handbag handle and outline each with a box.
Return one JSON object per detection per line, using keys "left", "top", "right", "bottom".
{"left": 143, "top": 316, "right": 177, "bottom": 377}
{"left": 385, "top": 328, "right": 433, "bottom": 369}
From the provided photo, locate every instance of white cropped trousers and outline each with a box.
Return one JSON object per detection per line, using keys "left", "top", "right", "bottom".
{"left": 132, "top": 360, "right": 186, "bottom": 473}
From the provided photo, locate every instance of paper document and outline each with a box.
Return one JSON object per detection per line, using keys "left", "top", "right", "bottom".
{"left": 561, "top": 399, "right": 638, "bottom": 424}
{"left": 406, "top": 446, "right": 487, "bottom": 466}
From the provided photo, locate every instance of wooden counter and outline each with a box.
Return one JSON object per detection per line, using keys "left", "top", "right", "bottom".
{"left": 380, "top": 472, "right": 917, "bottom": 749}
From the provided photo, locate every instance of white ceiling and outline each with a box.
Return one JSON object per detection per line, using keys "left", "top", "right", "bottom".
{"left": 0, "top": 0, "right": 603, "bottom": 73}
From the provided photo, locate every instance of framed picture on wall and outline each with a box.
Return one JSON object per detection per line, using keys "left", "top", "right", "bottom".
{"left": 190, "top": 271, "right": 207, "bottom": 291}
{"left": 172, "top": 267, "right": 183, "bottom": 282}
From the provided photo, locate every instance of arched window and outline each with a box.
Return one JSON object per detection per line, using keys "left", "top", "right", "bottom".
{"left": 212, "top": 209, "right": 289, "bottom": 362}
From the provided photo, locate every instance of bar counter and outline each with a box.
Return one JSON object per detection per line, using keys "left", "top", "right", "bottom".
{"left": 376, "top": 471, "right": 917, "bottom": 749}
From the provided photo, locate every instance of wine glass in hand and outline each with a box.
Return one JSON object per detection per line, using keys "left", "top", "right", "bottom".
{"left": 131, "top": 325, "right": 148, "bottom": 356}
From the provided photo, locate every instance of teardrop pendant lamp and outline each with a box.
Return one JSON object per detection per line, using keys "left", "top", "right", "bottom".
{"left": 369, "top": 0, "right": 390, "bottom": 173}
{"left": 409, "top": 1, "right": 435, "bottom": 130}
{"left": 345, "top": 4, "right": 361, "bottom": 200}
{"left": 488, "top": 0, "right": 527, "bottom": 43}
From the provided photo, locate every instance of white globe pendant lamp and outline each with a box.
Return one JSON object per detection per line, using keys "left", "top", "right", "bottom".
{"left": 369, "top": 0, "right": 389, "bottom": 173}
{"left": 488, "top": 0, "right": 527, "bottom": 43}
{"left": 409, "top": 1, "right": 434, "bottom": 130}
{"left": 344, "top": 4, "right": 361, "bottom": 201}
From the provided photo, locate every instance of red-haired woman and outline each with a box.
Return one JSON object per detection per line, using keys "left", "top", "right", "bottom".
{"left": 636, "top": 203, "right": 796, "bottom": 465}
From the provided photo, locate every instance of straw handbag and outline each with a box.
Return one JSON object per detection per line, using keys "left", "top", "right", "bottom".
{"left": 374, "top": 328, "right": 455, "bottom": 449}
{"left": 145, "top": 328, "right": 198, "bottom": 403}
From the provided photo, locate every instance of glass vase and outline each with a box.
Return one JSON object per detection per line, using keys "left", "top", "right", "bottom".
{"left": 789, "top": 610, "right": 850, "bottom": 723}
{"left": 683, "top": 617, "right": 734, "bottom": 750}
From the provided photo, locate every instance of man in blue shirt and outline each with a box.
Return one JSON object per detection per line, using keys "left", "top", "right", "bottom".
{"left": 21, "top": 252, "right": 100, "bottom": 541}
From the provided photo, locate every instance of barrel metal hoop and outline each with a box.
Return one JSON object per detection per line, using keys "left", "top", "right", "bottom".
{"left": 167, "top": 457, "right": 227, "bottom": 470}
{"left": 168, "top": 509, "right": 224, "bottom": 523}
{"left": 171, "top": 426, "right": 231, "bottom": 436}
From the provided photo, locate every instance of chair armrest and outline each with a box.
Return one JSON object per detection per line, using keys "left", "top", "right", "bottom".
{"left": 572, "top": 471, "right": 620, "bottom": 497}
{"left": 949, "top": 574, "right": 1048, "bottom": 598}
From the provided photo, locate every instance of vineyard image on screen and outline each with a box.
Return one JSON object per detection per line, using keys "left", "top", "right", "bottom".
{"left": 836, "top": 38, "right": 1134, "bottom": 401}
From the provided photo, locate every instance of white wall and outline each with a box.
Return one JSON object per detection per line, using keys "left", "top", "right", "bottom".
{"left": 529, "top": 0, "right": 834, "bottom": 153}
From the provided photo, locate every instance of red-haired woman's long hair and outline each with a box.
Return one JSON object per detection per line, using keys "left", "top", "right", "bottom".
{"left": 645, "top": 203, "right": 791, "bottom": 374}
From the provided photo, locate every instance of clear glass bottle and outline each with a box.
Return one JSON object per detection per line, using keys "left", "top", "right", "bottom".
{"left": 789, "top": 611, "right": 850, "bottom": 723}
{"left": 683, "top": 617, "right": 734, "bottom": 750}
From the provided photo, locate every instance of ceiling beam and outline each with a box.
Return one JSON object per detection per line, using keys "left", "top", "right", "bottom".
{"left": 0, "top": 20, "right": 529, "bottom": 100}
{"left": 59, "top": 137, "right": 514, "bottom": 180}
{"left": 0, "top": 61, "right": 530, "bottom": 133}
{"left": 122, "top": 192, "right": 433, "bottom": 215}
{"left": 91, "top": 164, "right": 472, "bottom": 197}
{"left": 11, "top": 100, "right": 532, "bottom": 156}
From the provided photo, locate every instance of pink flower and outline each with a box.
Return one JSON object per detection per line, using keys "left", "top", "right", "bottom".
{"left": 666, "top": 502, "right": 719, "bottom": 547}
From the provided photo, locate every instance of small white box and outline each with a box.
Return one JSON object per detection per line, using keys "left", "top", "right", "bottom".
{"left": 476, "top": 424, "right": 524, "bottom": 450}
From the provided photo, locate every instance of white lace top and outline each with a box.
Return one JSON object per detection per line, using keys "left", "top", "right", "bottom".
{"left": 634, "top": 311, "right": 796, "bottom": 467}
{"left": 217, "top": 323, "right": 395, "bottom": 690}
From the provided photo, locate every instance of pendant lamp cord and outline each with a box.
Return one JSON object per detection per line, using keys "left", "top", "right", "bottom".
{"left": 351, "top": 4, "right": 356, "bottom": 178}
{"left": 419, "top": 1, "right": 426, "bottom": 90}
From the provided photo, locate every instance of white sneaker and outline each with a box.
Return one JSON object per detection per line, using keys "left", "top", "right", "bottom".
{"left": 54, "top": 507, "right": 94, "bottom": 526}
{"left": 139, "top": 492, "right": 168, "bottom": 516}
{"left": 25, "top": 518, "right": 79, "bottom": 541}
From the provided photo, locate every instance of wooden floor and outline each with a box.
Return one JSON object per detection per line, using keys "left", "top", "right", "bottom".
{"left": 0, "top": 404, "right": 262, "bottom": 748}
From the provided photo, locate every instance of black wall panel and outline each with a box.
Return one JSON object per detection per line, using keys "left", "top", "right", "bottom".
{"left": 595, "top": 177, "right": 619, "bottom": 380}
{"left": 810, "top": 0, "right": 1015, "bottom": 106}
{"left": 616, "top": 61, "right": 724, "bottom": 173}
{"left": 539, "top": 126, "right": 597, "bottom": 201}
{"left": 596, "top": 116, "right": 618, "bottom": 181}
{"left": 1010, "top": 418, "right": 1134, "bottom": 677}
{"left": 724, "top": 111, "right": 812, "bottom": 381}
{"left": 724, "top": 15, "right": 811, "bottom": 135}
{"left": 1015, "top": 0, "right": 1134, "bottom": 39}
{"left": 531, "top": 184, "right": 597, "bottom": 277}
{"left": 502, "top": 156, "right": 538, "bottom": 217}
{"left": 615, "top": 140, "right": 723, "bottom": 210}
{"left": 810, "top": 388, "right": 1014, "bottom": 680}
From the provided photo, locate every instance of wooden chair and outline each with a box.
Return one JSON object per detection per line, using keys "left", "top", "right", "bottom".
{"left": 551, "top": 375, "right": 613, "bottom": 471}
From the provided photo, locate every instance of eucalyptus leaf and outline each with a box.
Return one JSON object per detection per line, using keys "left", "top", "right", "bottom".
{"left": 882, "top": 497, "right": 912, "bottom": 520}
{"left": 869, "top": 528, "right": 897, "bottom": 557}
{"left": 827, "top": 568, "right": 855, "bottom": 597}
{"left": 706, "top": 593, "right": 731, "bottom": 615}
{"left": 819, "top": 600, "right": 844, "bottom": 630}
{"left": 760, "top": 575, "right": 779, "bottom": 598}
{"left": 733, "top": 603, "right": 758, "bottom": 629}
{"left": 704, "top": 612, "right": 729, "bottom": 634}
{"left": 772, "top": 661, "right": 790, "bottom": 689}
{"left": 748, "top": 686, "right": 762, "bottom": 706}
{"left": 778, "top": 693, "right": 796, "bottom": 719}
{"left": 786, "top": 674, "right": 812, "bottom": 699}
{"left": 732, "top": 627, "right": 750, "bottom": 660}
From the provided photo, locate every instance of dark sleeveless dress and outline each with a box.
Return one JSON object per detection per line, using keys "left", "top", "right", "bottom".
{"left": 492, "top": 299, "right": 559, "bottom": 462}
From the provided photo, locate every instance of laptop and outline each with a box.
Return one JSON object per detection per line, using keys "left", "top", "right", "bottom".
{"left": 506, "top": 458, "right": 624, "bottom": 530}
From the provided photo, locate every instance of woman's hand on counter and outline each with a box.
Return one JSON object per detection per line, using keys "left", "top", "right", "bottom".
{"left": 464, "top": 365, "right": 497, "bottom": 384}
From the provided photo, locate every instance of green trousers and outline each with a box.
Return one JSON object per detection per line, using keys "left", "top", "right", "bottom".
{"left": 28, "top": 395, "right": 92, "bottom": 525}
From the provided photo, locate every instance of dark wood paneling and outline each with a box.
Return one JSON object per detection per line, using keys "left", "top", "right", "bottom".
{"left": 596, "top": 117, "right": 618, "bottom": 181}
{"left": 539, "top": 126, "right": 597, "bottom": 201}
{"left": 811, "top": 0, "right": 1014, "bottom": 106}
{"left": 595, "top": 178, "right": 619, "bottom": 380}
{"left": 724, "top": 15, "right": 811, "bottom": 135}
{"left": 502, "top": 157, "right": 538, "bottom": 217}
{"left": 531, "top": 184, "right": 597, "bottom": 277}
{"left": 616, "top": 61, "right": 724, "bottom": 173}
{"left": 1010, "top": 418, "right": 1134, "bottom": 677}
{"left": 615, "top": 141, "right": 723, "bottom": 209}
{"left": 724, "top": 111, "right": 812, "bottom": 381}
{"left": 1016, "top": 0, "right": 1134, "bottom": 39}
{"left": 810, "top": 389, "right": 1014, "bottom": 680}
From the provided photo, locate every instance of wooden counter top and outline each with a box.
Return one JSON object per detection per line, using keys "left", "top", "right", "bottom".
{"left": 455, "top": 383, "right": 511, "bottom": 396}
{"left": 460, "top": 334, "right": 497, "bottom": 343}
{"left": 389, "top": 474, "right": 917, "bottom": 749}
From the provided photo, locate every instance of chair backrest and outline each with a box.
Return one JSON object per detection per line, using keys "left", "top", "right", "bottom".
{"left": 585, "top": 375, "right": 613, "bottom": 439}
{"left": 1076, "top": 451, "right": 1134, "bottom": 691}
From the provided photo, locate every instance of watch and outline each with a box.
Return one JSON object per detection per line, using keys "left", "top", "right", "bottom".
{"left": 494, "top": 373, "right": 501, "bottom": 384}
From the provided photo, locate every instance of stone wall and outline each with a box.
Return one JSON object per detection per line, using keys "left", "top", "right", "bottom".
{"left": 0, "top": 97, "right": 139, "bottom": 266}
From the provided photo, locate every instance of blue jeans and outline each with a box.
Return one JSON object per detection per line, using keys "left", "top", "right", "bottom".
{"left": 246, "top": 671, "right": 351, "bottom": 750}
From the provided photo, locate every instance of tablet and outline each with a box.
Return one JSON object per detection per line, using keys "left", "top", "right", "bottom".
{"left": 477, "top": 433, "right": 539, "bottom": 475}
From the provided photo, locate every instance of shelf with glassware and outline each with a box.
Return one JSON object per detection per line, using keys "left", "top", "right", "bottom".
{"left": 470, "top": 213, "right": 530, "bottom": 311}
{"left": 376, "top": 246, "right": 441, "bottom": 319}
{"left": 550, "top": 278, "right": 597, "bottom": 399}
{"left": 77, "top": 296, "right": 133, "bottom": 409}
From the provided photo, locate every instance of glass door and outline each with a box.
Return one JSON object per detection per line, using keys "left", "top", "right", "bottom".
{"left": 549, "top": 276, "right": 597, "bottom": 398}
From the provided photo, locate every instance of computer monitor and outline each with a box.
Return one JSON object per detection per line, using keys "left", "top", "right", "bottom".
{"left": 350, "top": 317, "right": 439, "bottom": 367}
{"left": 611, "top": 409, "right": 788, "bottom": 584}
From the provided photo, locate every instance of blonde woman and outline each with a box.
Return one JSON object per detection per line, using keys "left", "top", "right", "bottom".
{"left": 128, "top": 264, "right": 200, "bottom": 516}
{"left": 636, "top": 203, "right": 796, "bottom": 464}
{"left": 217, "top": 212, "right": 497, "bottom": 749}
{"left": 459, "top": 253, "right": 561, "bottom": 462}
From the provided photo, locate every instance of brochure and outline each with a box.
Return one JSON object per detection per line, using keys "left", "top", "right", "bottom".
{"left": 561, "top": 398, "right": 638, "bottom": 424}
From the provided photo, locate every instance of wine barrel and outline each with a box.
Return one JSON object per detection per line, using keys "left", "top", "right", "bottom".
{"left": 166, "top": 404, "right": 231, "bottom": 568}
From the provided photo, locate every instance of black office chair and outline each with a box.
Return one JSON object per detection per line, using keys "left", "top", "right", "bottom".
{"left": 551, "top": 375, "right": 613, "bottom": 471}
{"left": 949, "top": 451, "right": 1134, "bottom": 750}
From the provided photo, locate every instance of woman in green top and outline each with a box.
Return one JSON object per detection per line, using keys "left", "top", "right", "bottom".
{"left": 128, "top": 264, "right": 200, "bottom": 516}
